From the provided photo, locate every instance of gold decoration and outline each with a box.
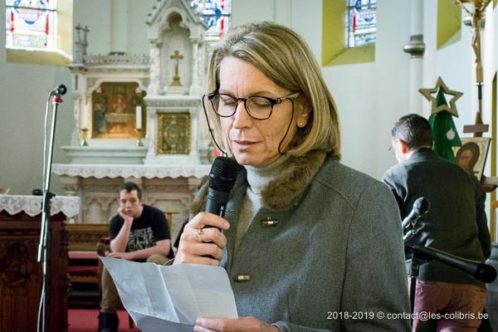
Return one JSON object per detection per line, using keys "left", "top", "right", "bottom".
{"left": 169, "top": 50, "right": 184, "bottom": 87}
{"left": 419, "top": 77, "right": 463, "bottom": 117}
{"left": 156, "top": 112, "right": 191, "bottom": 155}
{"left": 80, "top": 128, "right": 88, "bottom": 146}
{"left": 135, "top": 128, "right": 143, "bottom": 147}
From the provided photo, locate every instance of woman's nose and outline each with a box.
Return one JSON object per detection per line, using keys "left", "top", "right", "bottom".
{"left": 232, "top": 100, "right": 252, "bottom": 127}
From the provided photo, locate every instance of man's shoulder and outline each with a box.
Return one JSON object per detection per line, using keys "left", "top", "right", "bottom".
{"left": 142, "top": 204, "right": 165, "bottom": 218}
{"left": 385, "top": 152, "right": 474, "bottom": 184}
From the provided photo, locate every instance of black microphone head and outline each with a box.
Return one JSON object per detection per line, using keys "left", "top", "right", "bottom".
{"left": 475, "top": 263, "right": 497, "bottom": 283}
{"left": 51, "top": 84, "right": 67, "bottom": 96}
{"left": 57, "top": 84, "right": 67, "bottom": 96}
{"left": 208, "top": 156, "right": 239, "bottom": 192}
{"left": 412, "top": 197, "right": 430, "bottom": 215}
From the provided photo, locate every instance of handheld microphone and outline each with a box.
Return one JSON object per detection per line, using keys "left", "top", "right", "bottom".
{"left": 205, "top": 156, "right": 239, "bottom": 217}
{"left": 410, "top": 245, "right": 497, "bottom": 283}
{"left": 402, "top": 197, "right": 430, "bottom": 233}
{"left": 50, "top": 84, "right": 67, "bottom": 96}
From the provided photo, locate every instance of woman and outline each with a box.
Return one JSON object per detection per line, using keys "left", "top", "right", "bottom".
{"left": 175, "top": 22, "right": 410, "bottom": 331}
{"left": 455, "top": 141, "right": 480, "bottom": 175}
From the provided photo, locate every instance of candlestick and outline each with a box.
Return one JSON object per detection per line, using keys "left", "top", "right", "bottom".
{"left": 80, "top": 128, "right": 88, "bottom": 146}
{"left": 136, "top": 106, "right": 142, "bottom": 129}
{"left": 135, "top": 128, "right": 143, "bottom": 146}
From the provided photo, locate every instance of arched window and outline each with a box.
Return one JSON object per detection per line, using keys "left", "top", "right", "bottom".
{"left": 5, "top": 0, "right": 73, "bottom": 65}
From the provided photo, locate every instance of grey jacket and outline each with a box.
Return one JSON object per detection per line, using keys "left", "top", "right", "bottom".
{"left": 193, "top": 151, "right": 410, "bottom": 331}
{"left": 383, "top": 148, "right": 491, "bottom": 286}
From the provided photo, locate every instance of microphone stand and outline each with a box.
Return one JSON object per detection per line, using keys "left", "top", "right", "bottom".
{"left": 37, "top": 92, "right": 64, "bottom": 332}
{"left": 405, "top": 244, "right": 497, "bottom": 327}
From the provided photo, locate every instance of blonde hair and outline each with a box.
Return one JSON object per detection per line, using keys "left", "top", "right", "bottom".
{"left": 205, "top": 21, "right": 341, "bottom": 159}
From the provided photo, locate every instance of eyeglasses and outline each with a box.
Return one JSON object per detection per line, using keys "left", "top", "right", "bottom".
{"left": 204, "top": 91, "right": 300, "bottom": 120}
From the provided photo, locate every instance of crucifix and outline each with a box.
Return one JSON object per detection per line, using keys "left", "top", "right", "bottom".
{"left": 74, "top": 24, "right": 89, "bottom": 62}
{"left": 169, "top": 50, "right": 184, "bottom": 87}
{"left": 454, "top": 0, "right": 491, "bottom": 137}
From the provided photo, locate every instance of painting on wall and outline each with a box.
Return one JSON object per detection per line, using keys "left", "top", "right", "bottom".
{"left": 453, "top": 137, "right": 491, "bottom": 181}
{"left": 91, "top": 82, "right": 146, "bottom": 139}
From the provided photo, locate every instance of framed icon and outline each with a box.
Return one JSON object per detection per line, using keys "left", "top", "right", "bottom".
{"left": 453, "top": 137, "right": 491, "bottom": 180}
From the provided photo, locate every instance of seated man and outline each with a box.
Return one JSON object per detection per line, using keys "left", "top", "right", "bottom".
{"left": 99, "top": 182, "right": 174, "bottom": 332}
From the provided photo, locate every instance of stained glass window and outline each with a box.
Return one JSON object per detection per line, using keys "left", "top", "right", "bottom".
{"left": 5, "top": 0, "right": 57, "bottom": 50}
{"left": 346, "top": 0, "right": 376, "bottom": 48}
{"left": 190, "top": 0, "right": 231, "bottom": 40}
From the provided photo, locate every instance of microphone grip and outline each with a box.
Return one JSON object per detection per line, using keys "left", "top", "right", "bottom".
{"left": 205, "top": 188, "right": 230, "bottom": 217}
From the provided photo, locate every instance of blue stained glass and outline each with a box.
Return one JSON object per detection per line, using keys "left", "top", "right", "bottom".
{"left": 346, "top": 0, "right": 377, "bottom": 48}
{"left": 5, "top": 0, "right": 57, "bottom": 50}
{"left": 190, "top": 0, "right": 231, "bottom": 39}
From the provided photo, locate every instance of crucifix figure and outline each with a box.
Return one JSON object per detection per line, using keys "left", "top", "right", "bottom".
{"left": 454, "top": 0, "right": 491, "bottom": 136}
{"left": 169, "top": 50, "right": 184, "bottom": 87}
{"left": 74, "top": 24, "right": 89, "bottom": 63}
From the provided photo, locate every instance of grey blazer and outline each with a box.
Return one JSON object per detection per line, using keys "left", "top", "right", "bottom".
{"left": 194, "top": 151, "right": 411, "bottom": 331}
{"left": 383, "top": 148, "right": 491, "bottom": 286}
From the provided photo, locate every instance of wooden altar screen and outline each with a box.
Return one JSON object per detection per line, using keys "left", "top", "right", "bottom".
{"left": 0, "top": 195, "right": 79, "bottom": 332}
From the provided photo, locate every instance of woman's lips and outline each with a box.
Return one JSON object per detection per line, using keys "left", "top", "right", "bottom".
{"left": 233, "top": 140, "right": 257, "bottom": 146}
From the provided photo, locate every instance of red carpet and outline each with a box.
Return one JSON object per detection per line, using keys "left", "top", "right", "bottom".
{"left": 68, "top": 309, "right": 138, "bottom": 332}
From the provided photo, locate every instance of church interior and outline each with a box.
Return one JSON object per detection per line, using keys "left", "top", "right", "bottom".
{"left": 1, "top": 0, "right": 498, "bottom": 331}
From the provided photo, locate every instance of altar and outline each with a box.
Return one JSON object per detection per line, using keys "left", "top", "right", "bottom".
{"left": 55, "top": 0, "right": 218, "bottom": 232}
{"left": 53, "top": 163, "right": 210, "bottom": 240}
{"left": 0, "top": 194, "right": 79, "bottom": 332}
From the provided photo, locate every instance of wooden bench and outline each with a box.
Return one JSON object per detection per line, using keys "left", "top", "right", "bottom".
{"left": 65, "top": 223, "right": 108, "bottom": 307}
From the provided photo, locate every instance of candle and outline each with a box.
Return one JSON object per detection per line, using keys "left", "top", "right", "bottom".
{"left": 136, "top": 106, "right": 142, "bottom": 129}
{"left": 81, "top": 102, "right": 88, "bottom": 129}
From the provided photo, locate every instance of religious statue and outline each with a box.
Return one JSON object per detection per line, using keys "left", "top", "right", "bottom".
{"left": 454, "top": 0, "right": 491, "bottom": 84}
{"left": 454, "top": 0, "right": 492, "bottom": 136}
{"left": 453, "top": 0, "right": 496, "bottom": 191}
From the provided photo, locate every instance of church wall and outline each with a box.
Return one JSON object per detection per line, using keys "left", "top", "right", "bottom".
{"left": 0, "top": 0, "right": 156, "bottom": 195}
{"left": 289, "top": 0, "right": 411, "bottom": 179}
{"left": 0, "top": 1, "right": 73, "bottom": 195}
{"left": 231, "top": 0, "right": 496, "bottom": 186}
{"left": 229, "top": 0, "right": 412, "bottom": 179}
{"left": 1, "top": 0, "right": 497, "bottom": 200}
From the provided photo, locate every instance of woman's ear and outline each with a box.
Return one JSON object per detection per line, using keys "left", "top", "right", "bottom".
{"left": 295, "top": 98, "right": 311, "bottom": 128}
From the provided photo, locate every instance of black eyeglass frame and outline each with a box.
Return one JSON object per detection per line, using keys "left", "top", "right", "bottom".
{"left": 204, "top": 91, "right": 301, "bottom": 120}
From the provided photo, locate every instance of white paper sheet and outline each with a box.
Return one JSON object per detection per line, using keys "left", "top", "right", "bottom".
{"left": 100, "top": 257, "right": 238, "bottom": 331}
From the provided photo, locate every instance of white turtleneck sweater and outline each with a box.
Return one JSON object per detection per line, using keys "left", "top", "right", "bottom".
{"left": 234, "top": 155, "right": 290, "bottom": 253}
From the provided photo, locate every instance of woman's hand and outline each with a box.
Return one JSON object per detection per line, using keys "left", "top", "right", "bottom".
{"left": 174, "top": 212, "right": 230, "bottom": 266}
{"left": 194, "top": 317, "right": 279, "bottom": 332}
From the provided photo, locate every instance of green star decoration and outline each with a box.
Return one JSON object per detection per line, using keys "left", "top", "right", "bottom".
{"left": 419, "top": 77, "right": 463, "bottom": 117}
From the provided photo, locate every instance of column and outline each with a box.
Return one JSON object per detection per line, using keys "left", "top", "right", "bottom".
{"left": 403, "top": 0, "right": 425, "bottom": 115}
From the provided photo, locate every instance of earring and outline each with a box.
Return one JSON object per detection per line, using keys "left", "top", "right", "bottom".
{"left": 298, "top": 122, "right": 306, "bottom": 128}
